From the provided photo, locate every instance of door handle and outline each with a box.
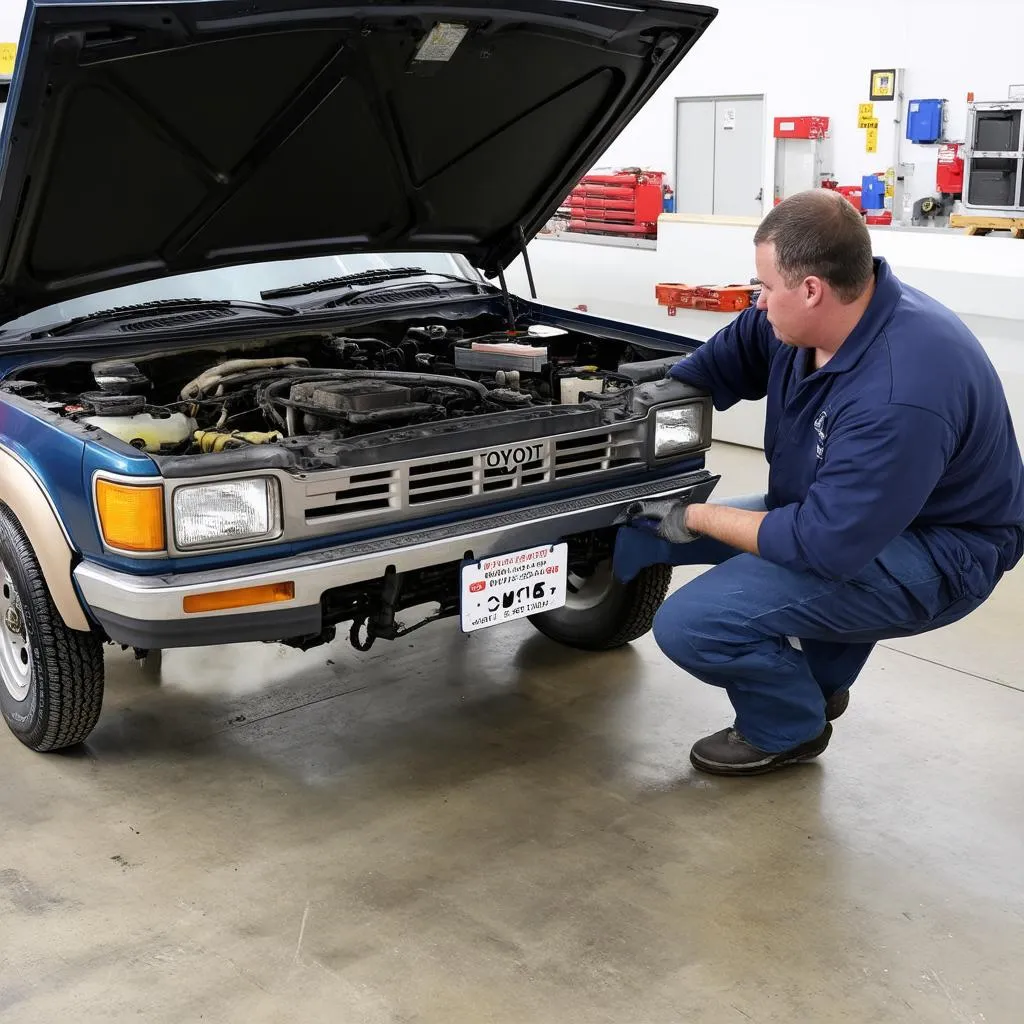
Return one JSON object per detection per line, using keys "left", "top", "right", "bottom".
{"left": 755, "top": 187, "right": 764, "bottom": 201}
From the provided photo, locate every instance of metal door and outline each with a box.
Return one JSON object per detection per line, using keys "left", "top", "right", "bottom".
{"left": 675, "top": 95, "right": 764, "bottom": 218}
{"left": 674, "top": 99, "right": 716, "bottom": 215}
{"left": 711, "top": 97, "right": 764, "bottom": 216}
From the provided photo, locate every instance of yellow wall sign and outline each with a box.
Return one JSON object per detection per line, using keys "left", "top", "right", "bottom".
{"left": 859, "top": 115, "right": 879, "bottom": 129}
{"left": 870, "top": 68, "right": 897, "bottom": 101}
{"left": 0, "top": 43, "right": 16, "bottom": 78}
{"left": 865, "top": 126, "right": 879, "bottom": 152}
{"left": 858, "top": 103, "right": 875, "bottom": 119}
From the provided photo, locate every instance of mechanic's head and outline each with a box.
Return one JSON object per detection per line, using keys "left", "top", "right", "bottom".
{"left": 753, "top": 189, "right": 875, "bottom": 348}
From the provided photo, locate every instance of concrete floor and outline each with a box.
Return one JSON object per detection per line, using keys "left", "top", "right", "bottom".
{"left": 2, "top": 443, "right": 1022, "bottom": 1023}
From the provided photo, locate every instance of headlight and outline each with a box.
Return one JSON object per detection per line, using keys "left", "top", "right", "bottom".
{"left": 653, "top": 404, "right": 704, "bottom": 457}
{"left": 172, "top": 477, "right": 281, "bottom": 549}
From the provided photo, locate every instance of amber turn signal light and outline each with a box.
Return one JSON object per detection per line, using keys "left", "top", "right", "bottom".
{"left": 183, "top": 582, "right": 295, "bottom": 614}
{"left": 95, "top": 480, "right": 165, "bottom": 552}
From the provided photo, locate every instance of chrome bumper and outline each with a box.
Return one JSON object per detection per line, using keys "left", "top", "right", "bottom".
{"left": 74, "top": 471, "right": 718, "bottom": 649}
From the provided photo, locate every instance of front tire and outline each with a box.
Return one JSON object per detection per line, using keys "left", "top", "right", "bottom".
{"left": 0, "top": 506, "right": 105, "bottom": 752}
{"left": 529, "top": 560, "right": 671, "bottom": 651}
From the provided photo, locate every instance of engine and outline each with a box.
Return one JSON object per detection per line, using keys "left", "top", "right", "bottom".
{"left": 6, "top": 320, "right": 680, "bottom": 458}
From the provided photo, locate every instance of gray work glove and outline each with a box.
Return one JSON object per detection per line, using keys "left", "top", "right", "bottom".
{"left": 623, "top": 499, "right": 699, "bottom": 544}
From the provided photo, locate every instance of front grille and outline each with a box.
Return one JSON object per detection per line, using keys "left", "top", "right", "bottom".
{"left": 305, "top": 468, "right": 394, "bottom": 520}
{"left": 555, "top": 433, "right": 640, "bottom": 477}
{"left": 301, "top": 427, "right": 645, "bottom": 528}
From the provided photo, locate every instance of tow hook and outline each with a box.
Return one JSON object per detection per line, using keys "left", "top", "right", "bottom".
{"left": 348, "top": 570, "right": 454, "bottom": 651}
{"left": 350, "top": 569, "right": 405, "bottom": 651}
{"left": 349, "top": 617, "right": 377, "bottom": 652}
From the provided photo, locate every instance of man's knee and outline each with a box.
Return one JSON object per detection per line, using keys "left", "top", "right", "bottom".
{"left": 653, "top": 584, "right": 734, "bottom": 671}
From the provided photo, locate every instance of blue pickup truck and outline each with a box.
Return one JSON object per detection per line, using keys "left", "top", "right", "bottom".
{"left": 0, "top": 0, "right": 721, "bottom": 751}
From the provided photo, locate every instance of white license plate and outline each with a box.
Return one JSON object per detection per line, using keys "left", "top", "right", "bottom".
{"left": 460, "top": 542, "right": 568, "bottom": 633}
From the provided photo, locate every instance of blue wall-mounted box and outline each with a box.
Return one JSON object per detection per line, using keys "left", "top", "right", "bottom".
{"left": 907, "top": 98, "right": 944, "bottom": 143}
{"left": 861, "top": 175, "right": 886, "bottom": 209}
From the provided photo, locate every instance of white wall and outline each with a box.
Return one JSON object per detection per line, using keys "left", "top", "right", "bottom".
{"left": 0, "top": 0, "right": 24, "bottom": 51}
{"left": 594, "top": 0, "right": 1024, "bottom": 211}
{"left": 505, "top": 221, "right": 1024, "bottom": 450}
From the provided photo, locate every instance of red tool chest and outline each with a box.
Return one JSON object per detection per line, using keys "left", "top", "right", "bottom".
{"left": 936, "top": 143, "right": 964, "bottom": 195}
{"left": 562, "top": 169, "right": 666, "bottom": 238}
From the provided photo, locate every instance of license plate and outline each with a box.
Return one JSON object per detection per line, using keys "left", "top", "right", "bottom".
{"left": 460, "top": 542, "right": 568, "bottom": 633}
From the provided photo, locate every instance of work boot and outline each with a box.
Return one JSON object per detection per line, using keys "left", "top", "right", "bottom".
{"left": 825, "top": 689, "right": 850, "bottom": 721}
{"left": 690, "top": 723, "right": 833, "bottom": 777}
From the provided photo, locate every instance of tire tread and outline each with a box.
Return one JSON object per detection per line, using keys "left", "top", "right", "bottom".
{"left": 0, "top": 504, "right": 104, "bottom": 751}
{"left": 530, "top": 563, "right": 672, "bottom": 651}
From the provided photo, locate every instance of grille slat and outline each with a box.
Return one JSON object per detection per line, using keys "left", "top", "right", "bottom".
{"left": 410, "top": 466, "right": 477, "bottom": 484}
{"left": 409, "top": 479, "right": 477, "bottom": 500}
{"left": 410, "top": 457, "right": 474, "bottom": 476}
{"left": 302, "top": 429, "right": 645, "bottom": 526}
{"left": 557, "top": 457, "right": 609, "bottom": 471}
{"left": 305, "top": 470, "right": 392, "bottom": 499}
{"left": 555, "top": 449, "right": 612, "bottom": 464}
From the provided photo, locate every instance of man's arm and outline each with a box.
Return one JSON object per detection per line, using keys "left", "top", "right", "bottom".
{"left": 683, "top": 503, "right": 767, "bottom": 554}
{"left": 669, "top": 305, "right": 775, "bottom": 410}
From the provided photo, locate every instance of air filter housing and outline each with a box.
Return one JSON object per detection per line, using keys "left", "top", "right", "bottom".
{"left": 290, "top": 380, "right": 413, "bottom": 412}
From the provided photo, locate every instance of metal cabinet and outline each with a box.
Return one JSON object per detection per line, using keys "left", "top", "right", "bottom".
{"left": 962, "top": 102, "right": 1024, "bottom": 215}
{"left": 674, "top": 95, "right": 765, "bottom": 218}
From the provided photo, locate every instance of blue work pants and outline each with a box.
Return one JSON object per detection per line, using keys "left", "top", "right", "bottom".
{"left": 613, "top": 495, "right": 995, "bottom": 752}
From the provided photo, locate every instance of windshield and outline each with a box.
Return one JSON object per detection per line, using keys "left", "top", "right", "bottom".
{"left": 3, "top": 251, "right": 483, "bottom": 332}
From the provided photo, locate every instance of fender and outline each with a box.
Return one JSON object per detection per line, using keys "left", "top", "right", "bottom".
{"left": 0, "top": 447, "right": 90, "bottom": 631}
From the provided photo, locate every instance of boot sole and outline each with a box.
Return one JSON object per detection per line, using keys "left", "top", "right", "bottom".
{"left": 690, "top": 723, "right": 834, "bottom": 777}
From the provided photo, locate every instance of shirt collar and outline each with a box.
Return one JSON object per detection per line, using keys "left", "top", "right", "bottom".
{"left": 816, "top": 257, "right": 901, "bottom": 374}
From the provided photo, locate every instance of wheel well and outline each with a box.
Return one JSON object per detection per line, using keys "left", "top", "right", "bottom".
{"left": 0, "top": 448, "right": 90, "bottom": 631}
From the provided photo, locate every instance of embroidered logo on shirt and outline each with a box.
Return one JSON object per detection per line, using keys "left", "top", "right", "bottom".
{"left": 813, "top": 409, "right": 828, "bottom": 459}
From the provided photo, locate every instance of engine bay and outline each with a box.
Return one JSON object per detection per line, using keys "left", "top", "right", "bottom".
{"left": 3, "top": 314, "right": 688, "bottom": 467}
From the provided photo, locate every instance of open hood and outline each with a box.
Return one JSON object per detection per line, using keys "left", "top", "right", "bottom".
{"left": 0, "top": 0, "right": 716, "bottom": 321}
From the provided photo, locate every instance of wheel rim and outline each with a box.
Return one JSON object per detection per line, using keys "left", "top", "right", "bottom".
{"left": 0, "top": 562, "right": 32, "bottom": 702}
{"left": 562, "top": 561, "right": 616, "bottom": 612}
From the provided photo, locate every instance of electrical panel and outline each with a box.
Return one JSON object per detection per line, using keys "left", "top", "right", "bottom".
{"left": 906, "top": 99, "right": 944, "bottom": 144}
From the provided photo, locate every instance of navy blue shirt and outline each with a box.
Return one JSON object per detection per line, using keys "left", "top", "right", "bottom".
{"left": 670, "top": 258, "right": 1024, "bottom": 585}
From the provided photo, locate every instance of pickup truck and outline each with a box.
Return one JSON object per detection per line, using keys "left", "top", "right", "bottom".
{"left": 0, "top": 0, "right": 721, "bottom": 751}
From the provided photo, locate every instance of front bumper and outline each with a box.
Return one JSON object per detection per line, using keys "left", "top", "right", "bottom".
{"left": 74, "top": 471, "right": 718, "bottom": 649}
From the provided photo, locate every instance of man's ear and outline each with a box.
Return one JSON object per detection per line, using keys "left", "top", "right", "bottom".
{"left": 803, "top": 276, "right": 826, "bottom": 307}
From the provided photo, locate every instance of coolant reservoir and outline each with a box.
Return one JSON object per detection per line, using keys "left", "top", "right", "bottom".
{"left": 83, "top": 411, "right": 197, "bottom": 453}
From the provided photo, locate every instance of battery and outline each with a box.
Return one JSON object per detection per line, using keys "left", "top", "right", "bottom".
{"left": 454, "top": 341, "right": 548, "bottom": 374}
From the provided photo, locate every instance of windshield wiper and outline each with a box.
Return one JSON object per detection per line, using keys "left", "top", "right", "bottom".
{"left": 261, "top": 267, "right": 477, "bottom": 301}
{"left": 30, "top": 297, "right": 295, "bottom": 339}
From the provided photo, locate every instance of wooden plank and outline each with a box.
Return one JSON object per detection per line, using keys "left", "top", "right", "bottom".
{"left": 949, "top": 214, "right": 1024, "bottom": 236}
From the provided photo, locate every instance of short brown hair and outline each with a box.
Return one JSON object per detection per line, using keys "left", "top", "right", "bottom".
{"left": 753, "top": 190, "right": 874, "bottom": 303}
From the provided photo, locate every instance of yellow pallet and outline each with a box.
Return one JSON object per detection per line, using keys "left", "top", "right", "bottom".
{"left": 949, "top": 214, "right": 1024, "bottom": 238}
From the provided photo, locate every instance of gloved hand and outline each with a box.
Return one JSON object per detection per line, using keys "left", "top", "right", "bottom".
{"left": 623, "top": 499, "right": 699, "bottom": 544}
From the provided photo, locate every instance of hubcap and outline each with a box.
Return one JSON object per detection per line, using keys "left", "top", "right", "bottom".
{"left": 0, "top": 563, "right": 32, "bottom": 702}
{"left": 561, "top": 561, "right": 616, "bottom": 613}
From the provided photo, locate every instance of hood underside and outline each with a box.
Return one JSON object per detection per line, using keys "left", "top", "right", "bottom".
{"left": 0, "top": 0, "right": 715, "bottom": 321}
